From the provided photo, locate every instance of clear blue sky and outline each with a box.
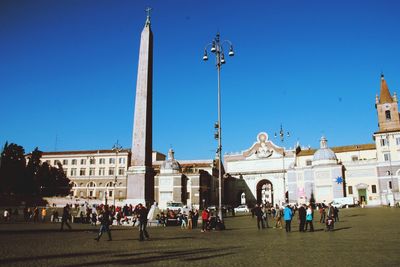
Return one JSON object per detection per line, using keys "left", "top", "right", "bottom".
{"left": 1, "top": 0, "right": 400, "bottom": 160}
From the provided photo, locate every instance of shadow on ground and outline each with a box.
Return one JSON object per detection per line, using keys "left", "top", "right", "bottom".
{"left": 62, "top": 246, "right": 242, "bottom": 266}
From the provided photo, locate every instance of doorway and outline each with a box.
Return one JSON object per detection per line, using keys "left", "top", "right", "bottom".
{"left": 358, "top": 189, "right": 367, "bottom": 204}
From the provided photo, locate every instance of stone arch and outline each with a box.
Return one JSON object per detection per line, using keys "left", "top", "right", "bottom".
{"left": 256, "top": 179, "right": 273, "bottom": 205}
{"left": 87, "top": 181, "right": 96, "bottom": 187}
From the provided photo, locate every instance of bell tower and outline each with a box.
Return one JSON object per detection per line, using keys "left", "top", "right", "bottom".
{"left": 375, "top": 74, "right": 400, "bottom": 132}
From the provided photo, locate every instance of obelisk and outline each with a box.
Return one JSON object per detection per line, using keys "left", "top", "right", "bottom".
{"left": 126, "top": 9, "right": 154, "bottom": 205}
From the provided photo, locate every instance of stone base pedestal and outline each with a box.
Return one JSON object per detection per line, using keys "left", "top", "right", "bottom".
{"left": 126, "top": 166, "right": 154, "bottom": 206}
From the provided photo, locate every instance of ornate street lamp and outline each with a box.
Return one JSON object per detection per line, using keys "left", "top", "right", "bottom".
{"left": 203, "top": 33, "right": 235, "bottom": 220}
{"left": 275, "top": 124, "right": 290, "bottom": 204}
{"left": 112, "top": 141, "right": 122, "bottom": 208}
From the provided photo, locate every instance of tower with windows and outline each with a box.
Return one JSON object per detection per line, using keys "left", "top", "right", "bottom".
{"left": 375, "top": 74, "right": 400, "bottom": 132}
{"left": 374, "top": 74, "right": 400, "bottom": 205}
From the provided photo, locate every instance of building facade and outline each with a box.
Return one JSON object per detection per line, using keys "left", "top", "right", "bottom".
{"left": 224, "top": 75, "right": 399, "bottom": 207}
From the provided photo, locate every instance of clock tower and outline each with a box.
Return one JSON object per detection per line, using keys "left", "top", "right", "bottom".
{"left": 375, "top": 74, "right": 400, "bottom": 132}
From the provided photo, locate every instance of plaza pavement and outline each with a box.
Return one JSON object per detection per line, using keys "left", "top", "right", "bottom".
{"left": 0, "top": 207, "right": 399, "bottom": 267}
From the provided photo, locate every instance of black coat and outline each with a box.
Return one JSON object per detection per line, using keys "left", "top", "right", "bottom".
{"left": 298, "top": 206, "right": 306, "bottom": 220}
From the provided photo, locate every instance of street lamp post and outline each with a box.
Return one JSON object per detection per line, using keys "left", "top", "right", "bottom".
{"left": 275, "top": 124, "right": 290, "bottom": 204}
{"left": 203, "top": 33, "right": 235, "bottom": 220}
{"left": 112, "top": 141, "right": 122, "bottom": 208}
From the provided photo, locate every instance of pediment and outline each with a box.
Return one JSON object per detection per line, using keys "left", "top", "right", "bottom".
{"left": 242, "top": 132, "right": 284, "bottom": 159}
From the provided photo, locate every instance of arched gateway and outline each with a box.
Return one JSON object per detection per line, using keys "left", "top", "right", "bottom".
{"left": 256, "top": 179, "right": 273, "bottom": 205}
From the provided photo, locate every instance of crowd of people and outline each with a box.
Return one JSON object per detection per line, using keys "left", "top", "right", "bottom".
{"left": 2, "top": 200, "right": 345, "bottom": 243}
{"left": 251, "top": 202, "right": 340, "bottom": 232}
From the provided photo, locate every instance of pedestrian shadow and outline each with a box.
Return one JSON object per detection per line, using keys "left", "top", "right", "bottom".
{"left": 1, "top": 251, "right": 107, "bottom": 265}
{"left": 346, "top": 214, "right": 365, "bottom": 217}
{"left": 0, "top": 228, "right": 98, "bottom": 235}
{"left": 113, "top": 236, "right": 195, "bottom": 242}
{"left": 333, "top": 226, "right": 352, "bottom": 231}
{"left": 62, "top": 246, "right": 243, "bottom": 266}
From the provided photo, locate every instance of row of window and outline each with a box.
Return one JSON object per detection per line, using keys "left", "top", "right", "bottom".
{"left": 46, "top": 157, "right": 126, "bottom": 166}
{"left": 379, "top": 137, "right": 400, "bottom": 147}
{"left": 64, "top": 167, "right": 125, "bottom": 177}
{"left": 76, "top": 190, "right": 124, "bottom": 198}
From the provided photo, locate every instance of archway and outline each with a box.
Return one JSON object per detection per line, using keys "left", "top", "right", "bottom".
{"left": 256, "top": 179, "right": 273, "bottom": 205}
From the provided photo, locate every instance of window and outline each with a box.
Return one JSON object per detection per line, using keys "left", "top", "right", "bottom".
{"left": 87, "top": 181, "right": 95, "bottom": 187}
{"left": 380, "top": 139, "right": 388, "bottom": 147}
{"left": 109, "top": 158, "right": 115, "bottom": 164}
{"left": 99, "top": 158, "right": 105, "bottom": 164}
{"left": 348, "top": 186, "right": 353, "bottom": 195}
{"left": 80, "top": 159, "right": 86, "bottom": 165}
{"left": 389, "top": 181, "right": 392, "bottom": 189}
{"left": 396, "top": 137, "right": 400, "bottom": 146}
{"left": 71, "top": 168, "right": 77, "bottom": 176}
{"left": 71, "top": 159, "right": 77, "bottom": 165}
{"left": 54, "top": 160, "right": 60, "bottom": 165}
{"left": 89, "top": 191, "right": 93, "bottom": 197}
{"left": 109, "top": 191, "right": 113, "bottom": 197}
{"left": 63, "top": 159, "right": 68, "bottom": 165}
{"left": 63, "top": 169, "right": 68, "bottom": 176}
{"left": 384, "top": 153, "right": 391, "bottom": 162}
{"left": 306, "top": 160, "right": 312, "bottom": 166}
{"left": 108, "top": 167, "right": 115, "bottom": 175}
{"left": 80, "top": 168, "right": 86, "bottom": 176}
{"left": 99, "top": 168, "right": 105, "bottom": 176}
{"left": 119, "top": 158, "right": 125, "bottom": 165}
{"left": 118, "top": 168, "right": 124, "bottom": 175}
{"left": 89, "top": 168, "right": 95, "bottom": 176}
{"left": 45, "top": 160, "right": 51, "bottom": 164}
{"left": 90, "top": 158, "right": 96, "bottom": 165}
{"left": 372, "top": 185, "right": 377, "bottom": 193}
{"left": 385, "top": 110, "right": 391, "bottom": 120}
{"left": 351, "top": 156, "right": 358, "bottom": 162}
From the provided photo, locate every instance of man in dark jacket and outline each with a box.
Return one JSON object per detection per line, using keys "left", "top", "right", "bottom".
{"left": 60, "top": 205, "right": 72, "bottom": 231}
{"left": 95, "top": 205, "right": 112, "bottom": 241}
{"left": 298, "top": 204, "right": 306, "bottom": 232}
{"left": 137, "top": 203, "right": 150, "bottom": 241}
{"left": 254, "top": 204, "right": 265, "bottom": 229}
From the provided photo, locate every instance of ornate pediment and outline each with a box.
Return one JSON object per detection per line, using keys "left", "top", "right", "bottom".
{"left": 243, "top": 132, "right": 284, "bottom": 159}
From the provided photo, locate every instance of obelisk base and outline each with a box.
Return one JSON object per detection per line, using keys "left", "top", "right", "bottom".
{"left": 125, "top": 166, "right": 154, "bottom": 206}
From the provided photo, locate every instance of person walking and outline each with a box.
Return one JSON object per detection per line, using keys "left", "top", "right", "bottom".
{"left": 201, "top": 208, "right": 209, "bottom": 232}
{"left": 41, "top": 208, "right": 47, "bottom": 222}
{"left": 326, "top": 203, "right": 335, "bottom": 231}
{"left": 137, "top": 203, "right": 150, "bottom": 241}
{"left": 298, "top": 204, "right": 306, "bottom": 232}
{"left": 305, "top": 205, "right": 314, "bottom": 232}
{"left": 283, "top": 205, "right": 293, "bottom": 232}
{"left": 319, "top": 206, "right": 326, "bottom": 223}
{"left": 60, "top": 205, "right": 72, "bottom": 231}
{"left": 95, "top": 205, "right": 112, "bottom": 241}
{"left": 254, "top": 204, "right": 265, "bottom": 229}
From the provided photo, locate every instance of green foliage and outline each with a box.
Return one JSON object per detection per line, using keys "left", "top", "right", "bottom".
{"left": 0, "top": 142, "right": 26, "bottom": 194}
{"left": 0, "top": 142, "right": 71, "bottom": 197}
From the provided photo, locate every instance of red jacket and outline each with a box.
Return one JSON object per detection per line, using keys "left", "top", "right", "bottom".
{"left": 201, "top": 210, "right": 209, "bottom": 220}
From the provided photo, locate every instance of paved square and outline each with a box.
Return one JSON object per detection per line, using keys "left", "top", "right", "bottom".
{"left": 0, "top": 207, "right": 399, "bottom": 266}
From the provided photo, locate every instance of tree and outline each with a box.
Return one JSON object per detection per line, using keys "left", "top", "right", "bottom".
{"left": 25, "top": 147, "right": 42, "bottom": 195}
{"left": 36, "top": 160, "right": 72, "bottom": 197}
{"left": 0, "top": 142, "right": 26, "bottom": 195}
{"left": 310, "top": 190, "right": 316, "bottom": 209}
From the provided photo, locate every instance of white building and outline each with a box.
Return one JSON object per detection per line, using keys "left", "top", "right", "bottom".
{"left": 224, "top": 75, "right": 399, "bottom": 207}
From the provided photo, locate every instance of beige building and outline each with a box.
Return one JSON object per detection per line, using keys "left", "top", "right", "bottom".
{"left": 40, "top": 149, "right": 218, "bottom": 208}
